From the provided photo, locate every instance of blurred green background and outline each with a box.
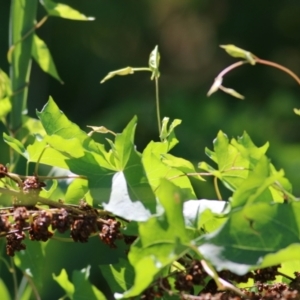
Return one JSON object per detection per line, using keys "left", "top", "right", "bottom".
{"left": 1, "top": 0, "right": 300, "bottom": 194}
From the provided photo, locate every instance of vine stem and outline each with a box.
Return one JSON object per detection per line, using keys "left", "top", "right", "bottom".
{"left": 10, "top": 257, "right": 18, "bottom": 300}
{"left": 155, "top": 77, "right": 162, "bottom": 134}
{"left": 214, "top": 176, "right": 222, "bottom": 200}
{"left": 0, "top": 187, "right": 84, "bottom": 215}
{"left": 23, "top": 272, "right": 41, "bottom": 300}
{"left": 217, "top": 60, "right": 249, "bottom": 79}
{"left": 256, "top": 58, "right": 300, "bottom": 85}
{"left": 34, "top": 145, "right": 49, "bottom": 176}
{"left": 8, "top": 15, "right": 48, "bottom": 61}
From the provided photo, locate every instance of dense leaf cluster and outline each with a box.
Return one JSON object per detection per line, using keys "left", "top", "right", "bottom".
{"left": 0, "top": 97, "right": 299, "bottom": 298}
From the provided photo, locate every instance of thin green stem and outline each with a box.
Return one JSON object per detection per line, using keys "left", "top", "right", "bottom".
{"left": 23, "top": 272, "right": 41, "bottom": 300}
{"left": 155, "top": 77, "right": 161, "bottom": 134}
{"left": 132, "top": 67, "right": 151, "bottom": 72}
{"left": 34, "top": 145, "right": 49, "bottom": 176}
{"left": 0, "top": 187, "right": 84, "bottom": 215}
{"left": 214, "top": 176, "right": 222, "bottom": 200}
{"left": 10, "top": 257, "right": 18, "bottom": 300}
{"left": 0, "top": 257, "right": 13, "bottom": 273}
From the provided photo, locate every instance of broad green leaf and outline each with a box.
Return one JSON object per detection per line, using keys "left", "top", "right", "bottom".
{"left": 41, "top": 0, "right": 95, "bottom": 20}
{"left": 20, "top": 116, "right": 46, "bottom": 140}
{"left": 112, "top": 116, "right": 137, "bottom": 170}
{"left": 199, "top": 131, "right": 269, "bottom": 192}
{"left": 39, "top": 179, "right": 58, "bottom": 199}
{"left": 3, "top": 132, "right": 29, "bottom": 159}
{"left": 231, "top": 156, "right": 285, "bottom": 208}
{"left": 183, "top": 200, "right": 228, "bottom": 232}
{"left": 65, "top": 178, "right": 89, "bottom": 204}
{"left": 161, "top": 153, "right": 204, "bottom": 181}
{"left": 27, "top": 138, "right": 70, "bottom": 169}
{"left": 0, "top": 279, "right": 11, "bottom": 300}
{"left": 103, "top": 172, "right": 154, "bottom": 221}
{"left": 231, "top": 132, "right": 269, "bottom": 165}
{"left": 53, "top": 269, "right": 74, "bottom": 299}
{"left": 220, "top": 44, "right": 257, "bottom": 65}
{"left": 72, "top": 266, "right": 106, "bottom": 300}
{"left": 45, "top": 135, "right": 85, "bottom": 158}
{"left": 101, "top": 258, "right": 134, "bottom": 293}
{"left": 36, "top": 97, "right": 88, "bottom": 141}
{"left": 0, "top": 69, "right": 11, "bottom": 99}
{"left": 14, "top": 240, "right": 47, "bottom": 292}
{"left": 0, "top": 97, "right": 12, "bottom": 119}
{"left": 143, "top": 141, "right": 196, "bottom": 199}
{"left": 197, "top": 201, "right": 300, "bottom": 274}
{"left": 120, "top": 180, "right": 190, "bottom": 298}
{"left": 36, "top": 98, "right": 114, "bottom": 168}
{"left": 100, "top": 67, "right": 134, "bottom": 83}
{"left": 32, "top": 34, "right": 63, "bottom": 83}
{"left": 148, "top": 45, "right": 160, "bottom": 80}
{"left": 0, "top": 70, "right": 12, "bottom": 118}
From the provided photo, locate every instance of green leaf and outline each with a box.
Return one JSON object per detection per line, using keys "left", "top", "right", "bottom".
{"left": 65, "top": 178, "right": 89, "bottom": 205}
{"left": 32, "top": 34, "right": 63, "bottom": 83}
{"left": 0, "top": 69, "right": 12, "bottom": 99}
{"left": 100, "top": 67, "right": 135, "bottom": 83}
{"left": 161, "top": 153, "right": 204, "bottom": 181}
{"left": 101, "top": 258, "right": 134, "bottom": 293}
{"left": 14, "top": 240, "right": 46, "bottom": 292}
{"left": 112, "top": 116, "right": 137, "bottom": 170}
{"left": 199, "top": 131, "right": 269, "bottom": 192}
{"left": 148, "top": 45, "right": 160, "bottom": 80}
{"left": 3, "top": 132, "right": 29, "bottom": 159}
{"left": 103, "top": 171, "right": 154, "bottom": 221}
{"left": 197, "top": 201, "right": 300, "bottom": 274}
{"left": 142, "top": 141, "right": 197, "bottom": 199}
{"left": 220, "top": 44, "right": 257, "bottom": 65}
{"left": 183, "top": 200, "right": 228, "bottom": 232}
{"left": 53, "top": 269, "right": 74, "bottom": 299}
{"left": 42, "top": 0, "right": 95, "bottom": 20}
{"left": 72, "top": 266, "right": 106, "bottom": 300}
{"left": 0, "top": 70, "right": 11, "bottom": 97}
{"left": 39, "top": 179, "right": 58, "bottom": 199}
{"left": 120, "top": 179, "right": 190, "bottom": 298}
{"left": 27, "top": 138, "right": 70, "bottom": 169}
{"left": 0, "top": 97, "right": 12, "bottom": 119}
{"left": 231, "top": 156, "right": 285, "bottom": 208}
{"left": 36, "top": 97, "right": 88, "bottom": 141}
{"left": 0, "top": 279, "right": 11, "bottom": 300}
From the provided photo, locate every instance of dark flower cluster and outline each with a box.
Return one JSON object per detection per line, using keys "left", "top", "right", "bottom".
{"left": 1, "top": 203, "right": 123, "bottom": 256}
{"left": 140, "top": 260, "right": 300, "bottom": 300}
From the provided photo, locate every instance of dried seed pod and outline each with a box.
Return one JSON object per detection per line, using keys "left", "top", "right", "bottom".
{"left": 0, "top": 164, "right": 8, "bottom": 178}
{"left": 6, "top": 231, "right": 26, "bottom": 256}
